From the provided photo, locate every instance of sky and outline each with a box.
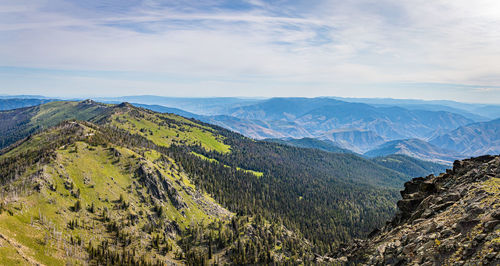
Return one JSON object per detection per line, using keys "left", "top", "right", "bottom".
{"left": 0, "top": 0, "right": 500, "bottom": 103}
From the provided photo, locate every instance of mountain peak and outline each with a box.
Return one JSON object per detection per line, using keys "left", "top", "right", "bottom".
{"left": 116, "top": 102, "right": 134, "bottom": 108}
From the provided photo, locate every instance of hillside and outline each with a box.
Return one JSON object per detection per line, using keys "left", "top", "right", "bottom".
{"left": 318, "top": 129, "right": 385, "bottom": 153}
{"left": 0, "top": 98, "right": 55, "bottom": 111}
{"left": 263, "top": 138, "right": 448, "bottom": 177}
{"left": 365, "top": 139, "right": 461, "bottom": 164}
{"left": 0, "top": 100, "right": 109, "bottom": 149}
{"left": 264, "top": 137, "right": 353, "bottom": 154}
{"left": 0, "top": 121, "right": 315, "bottom": 264}
{"left": 430, "top": 118, "right": 500, "bottom": 156}
{"left": 333, "top": 155, "right": 500, "bottom": 265}
{"left": 370, "top": 154, "right": 449, "bottom": 177}
{"left": 0, "top": 100, "right": 411, "bottom": 263}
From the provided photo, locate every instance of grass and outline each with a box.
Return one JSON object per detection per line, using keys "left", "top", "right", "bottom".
{"left": 0, "top": 137, "right": 231, "bottom": 264}
{"left": 30, "top": 101, "right": 105, "bottom": 131}
{"left": 111, "top": 112, "right": 230, "bottom": 153}
{"left": 0, "top": 245, "right": 25, "bottom": 265}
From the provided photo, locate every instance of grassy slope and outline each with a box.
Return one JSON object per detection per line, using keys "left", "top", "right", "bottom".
{"left": 109, "top": 108, "right": 230, "bottom": 153}
{"left": 0, "top": 124, "right": 231, "bottom": 265}
{"left": 0, "top": 101, "right": 417, "bottom": 262}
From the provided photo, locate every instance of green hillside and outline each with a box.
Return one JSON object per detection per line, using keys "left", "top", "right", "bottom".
{"left": 0, "top": 100, "right": 108, "bottom": 149}
{"left": 371, "top": 154, "right": 449, "bottom": 177}
{"left": 264, "top": 137, "right": 353, "bottom": 154}
{"left": 0, "top": 122, "right": 310, "bottom": 265}
{"left": 0, "top": 100, "right": 414, "bottom": 264}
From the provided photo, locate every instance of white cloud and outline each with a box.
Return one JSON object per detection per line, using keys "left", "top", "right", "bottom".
{"left": 0, "top": 0, "right": 499, "bottom": 102}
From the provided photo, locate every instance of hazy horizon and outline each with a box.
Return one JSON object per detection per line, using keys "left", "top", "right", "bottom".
{"left": 2, "top": 93, "right": 500, "bottom": 106}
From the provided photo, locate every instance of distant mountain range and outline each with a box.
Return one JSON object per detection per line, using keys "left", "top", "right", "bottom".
{"left": 80, "top": 98, "right": 500, "bottom": 163}
{"left": 317, "top": 129, "right": 384, "bottom": 153}
{"left": 331, "top": 96, "right": 500, "bottom": 120}
{"left": 1, "top": 96, "right": 499, "bottom": 163}
{"left": 228, "top": 97, "right": 473, "bottom": 139}
{"left": 364, "top": 138, "right": 460, "bottom": 164}
{"left": 0, "top": 98, "right": 54, "bottom": 111}
{"left": 430, "top": 118, "right": 500, "bottom": 156}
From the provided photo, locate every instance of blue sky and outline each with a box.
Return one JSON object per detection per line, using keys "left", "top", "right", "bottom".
{"left": 1, "top": 0, "right": 500, "bottom": 103}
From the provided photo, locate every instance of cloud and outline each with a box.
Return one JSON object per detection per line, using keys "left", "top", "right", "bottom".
{"left": 0, "top": 0, "right": 499, "bottom": 102}
{"left": 473, "top": 87, "right": 500, "bottom": 92}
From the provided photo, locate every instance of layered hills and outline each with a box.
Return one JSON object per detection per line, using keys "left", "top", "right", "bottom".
{"left": 265, "top": 138, "right": 448, "bottom": 177}
{"left": 228, "top": 98, "right": 473, "bottom": 141}
{"left": 0, "top": 100, "right": 414, "bottom": 264}
{"left": 364, "top": 139, "right": 460, "bottom": 164}
{"left": 430, "top": 118, "right": 500, "bottom": 157}
{"left": 98, "top": 98, "right": 499, "bottom": 163}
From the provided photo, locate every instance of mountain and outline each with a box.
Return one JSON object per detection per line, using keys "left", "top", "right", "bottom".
{"left": 0, "top": 98, "right": 55, "bottom": 111}
{"left": 318, "top": 129, "right": 385, "bottom": 153}
{"left": 370, "top": 154, "right": 449, "bottom": 177}
{"left": 0, "top": 100, "right": 109, "bottom": 149}
{"left": 0, "top": 100, "right": 411, "bottom": 264}
{"left": 98, "top": 96, "right": 261, "bottom": 115}
{"left": 128, "top": 103, "right": 311, "bottom": 140}
{"left": 472, "top": 105, "right": 500, "bottom": 120}
{"left": 364, "top": 139, "right": 461, "bottom": 164}
{"left": 333, "top": 155, "right": 500, "bottom": 265}
{"left": 128, "top": 103, "right": 201, "bottom": 119}
{"left": 430, "top": 118, "right": 500, "bottom": 157}
{"left": 0, "top": 122, "right": 241, "bottom": 264}
{"left": 206, "top": 115, "right": 312, "bottom": 139}
{"left": 264, "top": 137, "right": 353, "bottom": 154}
{"left": 228, "top": 97, "right": 474, "bottom": 147}
{"left": 264, "top": 138, "right": 448, "bottom": 177}
{"left": 333, "top": 96, "right": 500, "bottom": 120}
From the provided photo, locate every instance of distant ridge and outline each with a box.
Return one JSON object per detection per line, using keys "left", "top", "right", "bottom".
{"left": 430, "top": 118, "right": 500, "bottom": 156}
{"left": 364, "top": 138, "right": 461, "bottom": 164}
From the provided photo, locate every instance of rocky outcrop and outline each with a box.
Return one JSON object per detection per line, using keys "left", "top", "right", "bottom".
{"left": 333, "top": 155, "right": 500, "bottom": 265}
{"left": 135, "top": 162, "right": 187, "bottom": 210}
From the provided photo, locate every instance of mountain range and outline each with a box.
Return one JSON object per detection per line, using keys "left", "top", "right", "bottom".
{"left": 364, "top": 139, "right": 461, "bottom": 165}
{"left": 0, "top": 98, "right": 497, "bottom": 264}
{"left": 430, "top": 118, "right": 500, "bottom": 157}
{"left": 0, "top": 100, "right": 419, "bottom": 264}
{"left": 2, "top": 95, "right": 499, "bottom": 164}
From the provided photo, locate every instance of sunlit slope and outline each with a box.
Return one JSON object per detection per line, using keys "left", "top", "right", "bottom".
{"left": 0, "top": 100, "right": 413, "bottom": 259}
{"left": 106, "top": 102, "right": 230, "bottom": 153}
{"left": 0, "top": 122, "right": 230, "bottom": 264}
{"left": 0, "top": 122, "right": 310, "bottom": 265}
{"left": 0, "top": 100, "right": 231, "bottom": 154}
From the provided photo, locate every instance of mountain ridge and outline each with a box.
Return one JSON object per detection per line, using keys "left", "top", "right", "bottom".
{"left": 332, "top": 155, "right": 500, "bottom": 265}
{"left": 0, "top": 100, "right": 412, "bottom": 264}
{"left": 365, "top": 138, "right": 462, "bottom": 164}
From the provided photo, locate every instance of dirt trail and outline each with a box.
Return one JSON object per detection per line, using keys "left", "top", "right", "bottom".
{"left": 0, "top": 232, "right": 45, "bottom": 266}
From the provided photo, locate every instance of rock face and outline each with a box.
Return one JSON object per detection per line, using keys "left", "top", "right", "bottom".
{"left": 135, "top": 162, "right": 187, "bottom": 209}
{"left": 333, "top": 155, "right": 500, "bottom": 265}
